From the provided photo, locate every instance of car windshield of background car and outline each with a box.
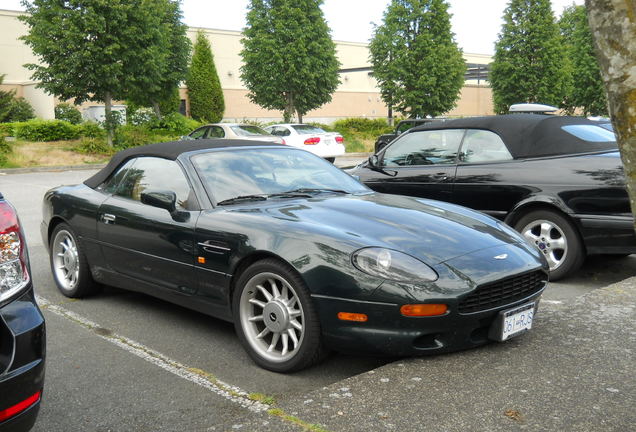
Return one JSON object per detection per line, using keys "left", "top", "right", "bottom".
{"left": 191, "top": 148, "right": 369, "bottom": 204}
{"left": 561, "top": 125, "right": 616, "bottom": 142}
{"left": 231, "top": 125, "right": 269, "bottom": 136}
{"left": 291, "top": 125, "right": 326, "bottom": 135}
{"left": 383, "top": 129, "right": 464, "bottom": 167}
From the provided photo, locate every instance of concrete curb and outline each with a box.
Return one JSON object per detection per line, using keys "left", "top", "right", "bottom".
{"left": 0, "top": 164, "right": 106, "bottom": 175}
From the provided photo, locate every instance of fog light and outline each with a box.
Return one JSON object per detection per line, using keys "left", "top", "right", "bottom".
{"left": 337, "top": 312, "right": 368, "bottom": 322}
{"left": 401, "top": 304, "right": 448, "bottom": 317}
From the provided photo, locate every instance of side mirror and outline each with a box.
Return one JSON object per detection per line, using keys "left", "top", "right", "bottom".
{"left": 368, "top": 154, "right": 380, "bottom": 168}
{"left": 141, "top": 190, "right": 190, "bottom": 222}
{"left": 141, "top": 190, "right": 177, "bottom": 213}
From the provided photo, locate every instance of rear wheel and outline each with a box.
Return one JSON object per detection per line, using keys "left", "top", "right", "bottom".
{"left": 233, "top": 258, "right": 325, "bottom": 372}
{"left": 50, "top": 223, "right": 100, "bottom": 297}
{"left": 514, "top": 210, "right": 585, "bottom": 281}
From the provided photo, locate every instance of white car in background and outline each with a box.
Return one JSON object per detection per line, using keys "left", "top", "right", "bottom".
{"left": 264, "top": 124, "right": 345, "bottom": 162}
{"left": 186, "top": 123, "right": 284, "bottom": 144}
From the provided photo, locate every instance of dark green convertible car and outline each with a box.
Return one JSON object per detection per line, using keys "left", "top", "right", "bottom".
{"left": 41, "top": 140, "right": 548, "bottom": 372}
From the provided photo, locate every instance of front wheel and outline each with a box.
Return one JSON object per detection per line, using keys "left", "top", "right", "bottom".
{"left": 232, "top": 259, "right": 325, "bottom": 372}
{"left": 50, "top": 223, "right": 100, "bottom": 297}
{"left": 514, "top": 210, "right": 585, "bottom": 281}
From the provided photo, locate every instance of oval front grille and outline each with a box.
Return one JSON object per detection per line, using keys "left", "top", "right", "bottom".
{"left": 458, "top": 270, "right": 547, "bottom": 314}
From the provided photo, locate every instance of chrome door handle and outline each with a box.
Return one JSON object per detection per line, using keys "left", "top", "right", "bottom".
{"left": 101, "top": 213, "right": 116, "bottom": 224}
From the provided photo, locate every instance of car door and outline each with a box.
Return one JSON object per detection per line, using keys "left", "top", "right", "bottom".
{"left": 362, "top": 129, "right": 465, "bottom": 202}
{"left": 452, "top": 129, "right": 521, "bottom": 220}
{"left": 96, "top": 156, "right": 199, "bottom": 295}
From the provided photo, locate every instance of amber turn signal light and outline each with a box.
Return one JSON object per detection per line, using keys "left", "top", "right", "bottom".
{"left": 400, "top": 304, "right": 448, "bottom": 317}
{"left": 337, "top": 312, "right": 368, "bottom": 322}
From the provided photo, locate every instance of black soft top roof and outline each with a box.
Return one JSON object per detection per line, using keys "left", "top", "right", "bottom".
{"left": 410, "top": 114, "right": 617, "bottom": 159}
{"left": 84, "top": 139, "right": 284, "bottom": 188}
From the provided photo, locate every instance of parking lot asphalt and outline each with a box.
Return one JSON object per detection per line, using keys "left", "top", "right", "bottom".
{"left": 1, "top": 162, "right": 634, "bottom": 431}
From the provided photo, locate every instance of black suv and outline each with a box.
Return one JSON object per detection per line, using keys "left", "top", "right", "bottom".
{"left": 374, "top": 119, "right": 444, "bottom": 152}
{"left": 0, "top": 193, "right": 45, "bottom": 432}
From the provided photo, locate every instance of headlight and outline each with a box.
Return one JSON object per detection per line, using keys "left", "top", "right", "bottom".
{"left": 352, "top": 247, "right": 438, "bottom": 282}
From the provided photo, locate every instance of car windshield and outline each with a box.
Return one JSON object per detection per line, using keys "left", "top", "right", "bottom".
{"left": 230, "top": 125, "right": 270, "bottom": 136}
{"left": 191, "top": 147, "right": 370, "bottom": 204}
{"left": 291, "top": 125, "right": 326, "bottom": 135}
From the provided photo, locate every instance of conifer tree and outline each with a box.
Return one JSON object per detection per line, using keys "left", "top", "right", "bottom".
{"left": 186, "top": 32, "right": 225, "bottom": 123}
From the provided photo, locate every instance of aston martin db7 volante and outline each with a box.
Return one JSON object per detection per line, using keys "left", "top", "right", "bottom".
{"left": 349, "top": 114, "right": 636, "bottom": 280}
{"left": 42, "top": 140, "right": 548, "bottom": 372}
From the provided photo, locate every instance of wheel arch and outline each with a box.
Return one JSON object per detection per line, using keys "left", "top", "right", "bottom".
{"left": 505, "top": 201, "right": 587, "bottom": 255}
{"left": 228, "top": 251, "right": 300, "bottom": 307}
{"left": 46, "top": 216, "right": 70, "bottom": 249}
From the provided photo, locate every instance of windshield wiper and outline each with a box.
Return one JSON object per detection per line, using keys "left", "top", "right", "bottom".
{"left": 283, "top": 188, "right": 349, "bottom": 195}
{"left": 216, "top": 194, "right": 268, "bottom": 205}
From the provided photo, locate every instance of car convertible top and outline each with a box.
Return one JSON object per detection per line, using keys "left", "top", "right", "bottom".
{"left": 410, "top": 114, "right": 617, "bottom": 159}
{"left": 84, "top": 139, "right": 284, "bottom": 189}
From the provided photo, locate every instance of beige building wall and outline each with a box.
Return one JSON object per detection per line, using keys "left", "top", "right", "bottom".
{"left": 2, "top": 9, "right": 494, "bottom": 122}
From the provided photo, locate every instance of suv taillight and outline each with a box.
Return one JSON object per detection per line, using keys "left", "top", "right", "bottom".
{"left": 0, "top": 200, "right": 29, "bottom": 302}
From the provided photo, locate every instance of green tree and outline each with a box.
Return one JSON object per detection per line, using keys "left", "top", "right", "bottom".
{"left": 127, "top": 0, "right": 191, "bottom": 119}
{"left": 559, "top": 5, "right": 607, "bottom": 116}
{"left": 241, "top": 0, "right": 340, "bottom": 122}
{"left": 186, "top": 32, "right": 224, "bottom": 123}
{"left": 20, "top": 0, "right": 174, "bottom": 146}
{"left": 0, "top": 75, "right": 16, "bottom": 122}
{"left": 370, "top": 0, "right": 465, "bottom": 119}
{"left": 490, "top": 0, "right": 569, "bottom": 114}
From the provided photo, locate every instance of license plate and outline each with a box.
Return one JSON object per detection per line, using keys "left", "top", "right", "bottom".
{"left": 500, "top": 302, "right": 535, "bottom": 341}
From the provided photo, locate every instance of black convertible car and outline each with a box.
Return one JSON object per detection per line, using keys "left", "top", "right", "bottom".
{"left": 350, "top": 114, "right": 636, "bottom": 280}
{"left": 42, "top": 140, "right": 548, "bottom": 372}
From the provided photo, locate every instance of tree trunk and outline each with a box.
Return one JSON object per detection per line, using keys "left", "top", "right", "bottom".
{"left": 388, "top": 104, "right": 393, "bottom": 127}
{"left": 152, "top": 101, "right": 162, "bottom": 120}
{"left": 105, "top": 91, "right": 113, "bottom": 147}
{"left": 296, "top": 109, "right": 303, "bottom": 124}
{"left": 284, "top": 92, "right": 294, "bottom": 123}
{"left": 586, "top": 0, "right": 636, "bottom": 225}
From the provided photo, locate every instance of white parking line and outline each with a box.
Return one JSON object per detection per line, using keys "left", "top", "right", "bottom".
{"left": 36, "top": 295, "right": 269, "bottom": 413}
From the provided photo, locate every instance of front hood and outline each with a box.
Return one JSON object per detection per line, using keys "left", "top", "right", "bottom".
{"left": 231, "top": 192, "right": 527, "bottom": 265}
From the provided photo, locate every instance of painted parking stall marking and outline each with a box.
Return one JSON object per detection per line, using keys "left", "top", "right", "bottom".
{"left": 35, "top": 296, "right": 269, "bottom": 413}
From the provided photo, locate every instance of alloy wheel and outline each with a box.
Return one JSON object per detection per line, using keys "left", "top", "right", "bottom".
{"left": 239, "top": 272, "right": 305, "bottom": 363}
{"left": 520, "top": 219, "right": 568, "bottom": 271}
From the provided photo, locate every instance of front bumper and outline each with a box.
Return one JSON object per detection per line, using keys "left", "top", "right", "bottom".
{"left": 313, "top": 284, "right": 545, "bottom": 356}
{"left": 0, "top": 287, "right": 46, "bottom": 432}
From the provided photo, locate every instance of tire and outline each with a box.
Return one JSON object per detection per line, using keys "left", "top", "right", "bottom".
{"left": 50, "top": 223, "right": 100, "bottom": 298}
{"left": 232, "top": 258, "right": 326, "bottom": 372}
{"left": 514, "top": 209, "right": 585, "bottom": 281}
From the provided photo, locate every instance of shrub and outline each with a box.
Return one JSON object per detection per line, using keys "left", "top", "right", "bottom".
{"left": 148, "top": 112, "right": 200, "bottom": 136}
{"left": 77, "top": 122, "right": 105, "bottom": 138}
{"left": 73, "top": 137, "right": 113, "bottom": 155}
{"left": 54, "top": 103, "right": 83, "bottom": 124}
{"left": 128, "top": 107, "right": 157, "bottom": 125}
{"left": 14, "top": 119, "right": 80, "bottom": 141}
{"left": 0, "top": 123, "right": 15, "bottom": 136}
{"left": 0, "top": 134, "right": 12, "bottom": 167}
{"left": 114, "top": 124, "right": 180, "bottom": 149}
{"left": 6, "top": 97, "right": 35, "bottom": 122}
{"left": 332, "top": 118, "right": 392, "bottom": 137}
